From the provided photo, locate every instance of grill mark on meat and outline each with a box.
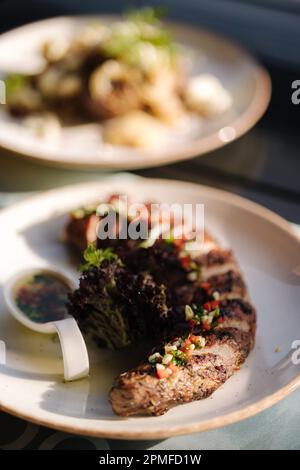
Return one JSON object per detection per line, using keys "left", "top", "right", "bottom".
{"left": 218, "top": 299, "right": 256, "bottom": 348}
{"left": 216, "top": 319, "right": 250, "bottom": 332}
{"left": 223, "top": 298, "right": 254, "bottom": 315}
{"left": 195, "top": 248, "right": 234, "bottom": 267}
{"left": 207, "top": 270, "right": 247, "bottom": 299}
{"left": 192, "top": 248, "right": 241, "bottom": 282}
{"left": 202, "top": 263, "right": 240, "bottom": 280}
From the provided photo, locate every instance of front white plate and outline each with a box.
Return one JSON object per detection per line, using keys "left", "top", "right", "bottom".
{"left": 0, "top": 15, "right": 270, "bottom": 169}
{"left": 0, "top": 176, "right": 299, "bottom": 439}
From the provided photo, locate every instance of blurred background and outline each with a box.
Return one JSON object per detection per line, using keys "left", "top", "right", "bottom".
{"left": 0, "top": 0, "right": 299, "bottom": 224}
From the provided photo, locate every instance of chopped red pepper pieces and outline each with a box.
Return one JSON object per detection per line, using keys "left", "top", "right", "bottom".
{"left": 156, "top": 366, "right": 172, "bottom": 379}
{"left": 203, "top": 302, "right": 212, "bottom": 311}
{"left": 211, "top": 300, "right": 220, "bottom": 309}
{"left": 202, "top": 321, "right": 211, "bottom": 331}
{"left": 173, "top": 238, "right": 185, "bottom": 248}
{"left": 107, "top": 194, "right": 120, "bottom": 203}
{"left": 188, "top": 319, "right": 197, "bottom": 329}
{"left": 180, "top": 256, "right": 191, "bottom": 269}
{"left": 203, "top": 300, "right": 220, "bottom": 311}
{"left": 189, "top": 335, "right": 200, "bottom": 344}
{"left": 168, "top": 363, "right": 179, "bottom": 374}
{"left": 180, "top": 338, "right": 192, "bottom": 352}
{"left": 200, "top": 282, "right": 211, "bottom": 291}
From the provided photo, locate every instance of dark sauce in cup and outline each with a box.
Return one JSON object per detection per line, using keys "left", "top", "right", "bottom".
{"left": 15, "top": 272, "right": 71, "bottom": 323}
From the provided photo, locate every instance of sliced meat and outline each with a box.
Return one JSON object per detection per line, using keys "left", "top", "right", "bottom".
{"left": 109, "top": 231, "right": 255, "bottom": 417}
{"left": 110, "top": 328, "right": 251, "bottom": 416}
{"left": 195, "top": 248, "right": 239, "bottom": 279}
{"left": 206, "top": 270, "right": 247, "bottom": 301}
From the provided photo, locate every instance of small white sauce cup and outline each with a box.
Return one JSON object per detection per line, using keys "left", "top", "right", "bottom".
{"left": 3, "top": 266, "right": 89, "bottom": 382}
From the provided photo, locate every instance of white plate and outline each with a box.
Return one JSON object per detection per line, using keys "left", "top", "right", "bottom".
{"left": 0, "top": 176, "right": 299, "bottom": 440}
{"left": 0, "top": 15, "right": 271, "bottom": 169}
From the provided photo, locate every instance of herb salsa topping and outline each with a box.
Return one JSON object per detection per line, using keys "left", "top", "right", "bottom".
{"left": 15, "top": 272, "right": 71, "bottom": 323}
{"left": 185, "top": 289, "right": 223, "bottom": 331}
{"left": 149, "top": 333, "right": 206, "bottom": 379}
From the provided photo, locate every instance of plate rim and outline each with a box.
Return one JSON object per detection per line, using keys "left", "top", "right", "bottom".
{"left": 0, "top": 14, "right": 271, "bottom": 170}
{"left": 0, "top": 177, "right": 299, "bottom": 440}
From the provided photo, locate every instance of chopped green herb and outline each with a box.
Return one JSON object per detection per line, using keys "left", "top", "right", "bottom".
{"left": 171, "top": 348, "right": 187, "bottom": 366}
{"left": 102, "top": 7, "right": 176, "bottom": 65}
{"left": 186, "top": 301, "right": 222, "bottom": 330}
{"left": 126, "top": 7, "right": 167, "bottom": 25}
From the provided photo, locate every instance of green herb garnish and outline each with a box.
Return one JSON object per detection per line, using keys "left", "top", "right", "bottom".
{"left": 102, "top": 7, "right": 175, "bottom": 65}
{"left": 126, "top": 6, "right": 167, "bottom": 24}
{"left": 171, "top": 348, "right": 187, "bottom": 366}
{"left": 80, "top": 244, "right": 119, "bottom": 272}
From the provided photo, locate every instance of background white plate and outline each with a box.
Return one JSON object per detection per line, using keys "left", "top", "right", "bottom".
{"left": 0, "top": 176, "right": 299, "bottom": 439}
{"left": 0, "top": 15, "right": 271, "bottom": 169}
